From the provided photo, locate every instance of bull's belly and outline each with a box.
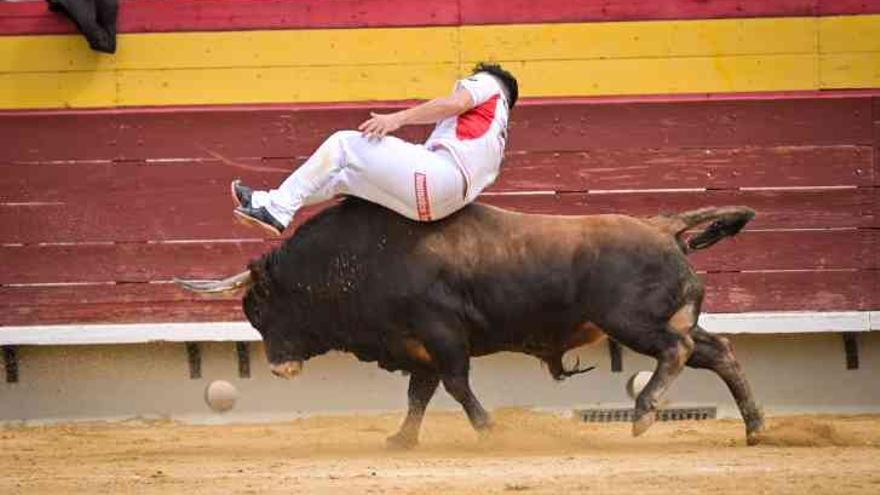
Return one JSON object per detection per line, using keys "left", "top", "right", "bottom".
{"left": 374, "top": 321, "right": 608, "bottom": 372}
{"left": 469, "top": 321, "right": 607, "bottom": 358}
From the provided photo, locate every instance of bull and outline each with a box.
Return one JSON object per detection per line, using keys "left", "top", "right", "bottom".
{"left": 176, "top": 199, "right": 765, "bottom": 447}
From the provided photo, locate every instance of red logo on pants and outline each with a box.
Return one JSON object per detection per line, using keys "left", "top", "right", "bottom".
{"left": 414, "top": 173, "right": 432, "bottom": 221}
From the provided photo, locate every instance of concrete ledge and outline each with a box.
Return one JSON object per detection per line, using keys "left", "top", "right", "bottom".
{"left": 699, "top": 311, "right": 878, "bottom": 335}
{"left": 0, "top": 311, "right": 877, "bottom": 346}
{"left": 0, "top": 322, "right": 261, "bottom": 346}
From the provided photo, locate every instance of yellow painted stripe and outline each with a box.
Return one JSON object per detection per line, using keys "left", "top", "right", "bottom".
{"left": 820, "top": 15, "right": 880, "bottom": 53}
{"left": 0, "top": 72, "right": 117, "bottom": 108}
{"left": 0, "top": 15, "right": 877, "bottom": 109}
{"left": 117, "top": 64, "right": 458, "bottom": 107}
{"left": 821, "top": 53, "right": 880, "bottom": 88}
{"left": 496, "top": 55, "right": 818, "bottom": 97}
{"left": 0, "top": 27, "right": 458, "bottom": 73}
{"left": 460, "top": 17, "right": 817, "bottom": 61}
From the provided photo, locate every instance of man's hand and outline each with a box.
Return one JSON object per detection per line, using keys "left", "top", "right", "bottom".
{"left": 358, "top": 112, "right": 404, "bottom": 141}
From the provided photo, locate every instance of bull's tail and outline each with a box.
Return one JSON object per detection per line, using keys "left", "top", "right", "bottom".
{"left": 649, "top": 206, "right": 756, "bottom": 253}
{"left": 173, "top": 270, "right": 253, "bottom": 294}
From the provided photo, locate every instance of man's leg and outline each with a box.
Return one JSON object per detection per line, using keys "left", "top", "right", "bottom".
{"left": 238, "top": 131, "right": 465, "bottom": 234}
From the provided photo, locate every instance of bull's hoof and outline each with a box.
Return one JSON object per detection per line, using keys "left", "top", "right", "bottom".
{"left": 746, "top": 422, "right": 766, "bottom": 446}
{"left": 476, "top": 426, "right": 496, "bottom": 442}
{"left": 385, "top": 432, "right": 418, "bottom": 450}
{"left": 632, "top": 411, "right": 657, "bottom": 437}
{"left": 746, "top": 431, "right": 761, "bottom": 446}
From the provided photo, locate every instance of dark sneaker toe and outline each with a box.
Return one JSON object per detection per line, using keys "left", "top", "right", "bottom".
{"left": 233, "top": 206, "right": 284, "bottom": 236}
{"left": 230, "top": 179, "right": 254, "bottom": 208}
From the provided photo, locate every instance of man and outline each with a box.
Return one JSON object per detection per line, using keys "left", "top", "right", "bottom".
{"left": 233, "top": 63, "right": 518, "bottom": 236}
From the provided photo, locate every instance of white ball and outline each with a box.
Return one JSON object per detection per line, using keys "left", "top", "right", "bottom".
{"left": 204, "top": 380, "right": 238, "bottom": 412}
{"left": 626, "top": 371, "right": 653, "bottom": 400}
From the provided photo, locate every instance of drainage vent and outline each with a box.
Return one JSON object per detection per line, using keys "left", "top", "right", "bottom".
{"left": 576, "top": 406, "right": 716, "bottom": 423}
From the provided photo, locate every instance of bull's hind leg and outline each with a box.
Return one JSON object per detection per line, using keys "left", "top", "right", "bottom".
{"left": 686, "top": 325, "right": 765, "bottom": 445}
{"left": 387, "top": 371, "right": 440, "bottom": 449}
{"left": 605, "top": 304, "right": 697, "bottom": 437}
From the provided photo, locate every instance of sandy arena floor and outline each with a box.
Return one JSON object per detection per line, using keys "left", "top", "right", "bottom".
{"left": 2, "top": 410, "right": 879, "bottom": 494}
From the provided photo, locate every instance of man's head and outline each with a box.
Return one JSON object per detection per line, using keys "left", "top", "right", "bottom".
{"left": 473, "top": 62, "right": 518, "bottom": 109}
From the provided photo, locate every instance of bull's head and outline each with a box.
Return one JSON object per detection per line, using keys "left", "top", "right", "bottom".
{"left": 175, "top": 264, "right": 309, "bottom": 380}
{"left": 241, "top": 258, "right": 316, "bottom": 380}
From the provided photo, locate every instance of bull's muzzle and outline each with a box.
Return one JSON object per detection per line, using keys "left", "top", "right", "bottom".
{"left": 269, "top": 360, "right": 304, "bottom": 379}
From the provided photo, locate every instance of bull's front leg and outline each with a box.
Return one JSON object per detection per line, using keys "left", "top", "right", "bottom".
{"left": 440, "top": 372, "right": 493, "bottom": 434}
{"left": 420, "top": 320, "right": 493, "bottom": 436}
{"left": 387, "top": 371, "right": 440, "bottom": 449}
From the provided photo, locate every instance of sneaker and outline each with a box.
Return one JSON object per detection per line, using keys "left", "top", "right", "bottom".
{"left": 234, "top": 206, "right": 285, "bottom": 236}
{"left": 230, "top": 179, "right": 254, "bottom": 208}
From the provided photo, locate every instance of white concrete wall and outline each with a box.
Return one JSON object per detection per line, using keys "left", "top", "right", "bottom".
{"left": 1, "top": 332, "right": 877, "bottom": 424}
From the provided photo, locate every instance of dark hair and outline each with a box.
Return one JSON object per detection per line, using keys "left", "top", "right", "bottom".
{"left": 472, "top": 62, "right": 518, "bottom": 109}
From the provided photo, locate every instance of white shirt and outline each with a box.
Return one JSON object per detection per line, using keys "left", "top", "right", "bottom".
{"left": 425, "top": 72, "right": 510, "bottom": 202}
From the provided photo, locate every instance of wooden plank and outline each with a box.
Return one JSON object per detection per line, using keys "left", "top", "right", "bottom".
{"left": 0, "top": 160, "right": 287, "bottom": 204}
{"left": 875, "top": 96, "right": 880, "bottom": 186}
{"left": 0, "top": 230, "right": 872, "bottom": 287}
{"left": 1, "top": 187, "right": 874, "bottom": 244}
{"left": 0, "top": 111, "right": 123, "bottom": 163}
{"left": 489, "top": 55, "right": 819, "bottom": 100}
{"left": 0, "top": 159, "right": 337, "bottom": 243}
{"left": 687, "top": 229, "right": 879, "bottom": 272}
{"left": 1, "top": 54, "right": 845, "bottom": 110}
{"left": 2, "top": 17, "right": 876, "bottom": 110}
{"left": 460, "top": 1, "right": 820, "bottom": 25}
{"left": 481, "top": 188, "right": 878, "bottom": 230}
{"left": 819, "top": 0, "right": 880, "bottom": 15}
{"left": 493, "top": 146, "right": 874, "bottom": 191}
{"left": 1, "top": 28, "right": 459, "bottom": 73}
{"left": 702, "top": 270, "right": 877, "bottom": 312}
{"left": 0, "top": 104, "right": 428, "bottom": 163}
{"left": 0, "top": 62, "right": 459, "bottom": 110}
{"left": 0, "top": 241, "right": 277, "bottom": 285}
{"left": 511, "top": 97, "right": 875, "bottom": 151}
{"left": 0, "top": 70, "right": 117, "bottom": 110}
{"left": 10, "top": 1, "right": 880, "bottom": 37}
{"left": 819, "top": 14, "right": 880, "bottom": 54}
{"left": 108, "top": 108, "right": 429, "bottom": 163}
{"left": 1, "top": 96, "right": 873, "bottom": 163}
{"left": 820, "top": 53, "right": 880, "bottom": 90}
{"left": 3, "top": 144, "right": 870, "bottom": 206}
{"left": 0, "top": 0, "right": 461, "bottom": 36}
{"left": 0, "top": 284, "right": 243, "bottom": 326}
{"left": 0, "top": 269, "right": 873, "bottom": 326}
{"left": 461, "top": 17, "right": 815, "bottom": 62}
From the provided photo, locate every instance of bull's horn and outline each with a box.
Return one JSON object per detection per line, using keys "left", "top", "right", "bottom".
{"left": 173, "top": 270, "right": 252, "bottom": 294}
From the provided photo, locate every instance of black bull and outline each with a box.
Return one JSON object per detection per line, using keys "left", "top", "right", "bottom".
{"left": 177, "top": 199, "right": 766, "bottom": 447}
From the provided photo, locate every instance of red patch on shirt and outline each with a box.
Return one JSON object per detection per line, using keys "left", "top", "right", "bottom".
{"left": 456, "top": 94, "right": 499, "bottom": 140}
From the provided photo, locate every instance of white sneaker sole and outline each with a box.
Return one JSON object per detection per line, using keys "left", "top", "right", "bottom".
{"left": 233, "top": 209, "right": 283, "bottom": 237}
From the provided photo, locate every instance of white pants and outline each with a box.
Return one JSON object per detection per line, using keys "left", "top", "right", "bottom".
{"left": 251, "top": 131, "right": 467, "bottom": 226}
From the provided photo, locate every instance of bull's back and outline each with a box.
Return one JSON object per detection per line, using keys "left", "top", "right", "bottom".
{"left": 261, "top": 200, "right": 693, "bottom": 345}
{"left": 439, "top": 209, "right": 692, "bottom": 333}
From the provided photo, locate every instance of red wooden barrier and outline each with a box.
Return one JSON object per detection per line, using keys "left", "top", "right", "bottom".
{"left": 1, "top": 269, "right": 874, "bottom": 326}
{"left": 3, "top": 0, "right": 878, "bottom": 36}
{"left": 1, "top": 95, "right": 877, "bottom": 325}
{"left": 0, "top": 229, "right": 874, "bottom": 286}
{"left": 0, "top": 187, "right": 875, "bottom": 244}
{"left": 2, "top": 96, "right": 873, "bottom": 163}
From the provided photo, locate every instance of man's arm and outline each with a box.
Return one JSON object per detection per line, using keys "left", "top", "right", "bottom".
{"left": 358, "top": 89, "right": 475, "bottom": 140}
